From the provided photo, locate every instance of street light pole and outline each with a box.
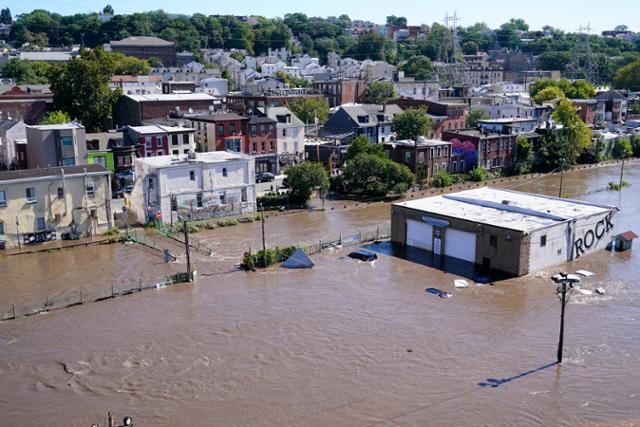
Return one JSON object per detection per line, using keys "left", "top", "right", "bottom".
{"left": 552, "top": 272, "right": 580, "bottom": 364}
{"left": 261, "top": 204, "right": 267, "bottom": 267}
{"left": 558, "top": 162, "right": 564, "bottom": 198}
{"left": 619, "top": 154, "right": 626, "bottom": 189}
{"left": 15, "top": 216, "right": 20, "bottom": 249}
{"left": 183, "top": 220, "right": 192, "bottom": 282}
{"left": 557, "top": 281, "right": 567, "bottom": 364}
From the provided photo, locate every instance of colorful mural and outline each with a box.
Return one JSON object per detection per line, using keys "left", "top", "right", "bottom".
{"left": 176, "top": 193, "right": 241, "bottom": 221}
{"left": 450, "top": 138, "right": 477, "bottom": 170}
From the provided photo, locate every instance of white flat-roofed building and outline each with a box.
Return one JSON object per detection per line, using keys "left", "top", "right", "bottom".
{"left": 391, "top": 187, "right": 618, "bottom": 276}
{"left": 131, "top": 151, "right": 256, "bottom": 224}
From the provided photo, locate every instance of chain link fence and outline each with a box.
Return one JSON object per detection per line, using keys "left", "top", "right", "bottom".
{"left": 0, "top": 272, "right": 190, "bottom": 322}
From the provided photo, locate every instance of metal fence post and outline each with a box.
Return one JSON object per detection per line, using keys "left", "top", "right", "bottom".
{"left": 80, "top": 290, "right": 83, "bottom": 304}
{"left": 111, "top": 285, "right": 115, "bottom": 298}
{"left": 12, "top": 304, "right": 16, "bottom": 319}
{"left": 376, "top": 226, "right": 379, "bottom": 240}
{"left": 319, "top": 239, "right": 322, "bottom": 253}
{"left": 139, "top": 278, "right": 142, "bottom": 292}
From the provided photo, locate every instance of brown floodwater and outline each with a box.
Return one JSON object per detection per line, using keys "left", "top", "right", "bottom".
{"left": 1, "top": 162, "right": 639, "bottom": 426}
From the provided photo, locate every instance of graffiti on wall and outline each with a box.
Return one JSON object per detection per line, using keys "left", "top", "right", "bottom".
{"left": 176, "top": 193, "right": 241, "bottom": 221}
{"left": 450, "top": 138, "right": 477, "bottom": 169}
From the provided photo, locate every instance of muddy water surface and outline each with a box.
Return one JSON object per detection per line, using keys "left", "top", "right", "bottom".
{"left": 1, "top": 163, "right": 639, "bottom": 426}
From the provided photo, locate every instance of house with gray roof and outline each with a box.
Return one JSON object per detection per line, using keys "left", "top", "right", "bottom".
{"left": 320, "top": 103, "right": 404, "bottom": 144}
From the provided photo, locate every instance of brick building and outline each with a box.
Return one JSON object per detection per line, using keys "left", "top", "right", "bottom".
{"left": 123, "top": 125, "right": 194, "bottom": 158}
{"left": 383, "top": 138, "right": 452, "bottom": 179}
{"left": 246, "top": 116, "right": 278, "bottom": 173}
{"left": 110, "top": 36, "right": 177, "bottom": 66}
{"left": 188, "top": 113, "right": 248, "bottom": 153}
{"left": 442, "top": 129, "right": 519, "bottom": 173}
{"left": 312, "top": 79, "right": 366, "bottom": 108}
{"left": 226, "top": 91, "right": 324, "bottom": 115}
{"left": 394, "top": 99, "right": 468, "bottom": 138}
{"left": 0, "top": 86, "right": 52, "bottom": 124}
{"left": 113, "top": 93, "right": 218, "bottom": 126}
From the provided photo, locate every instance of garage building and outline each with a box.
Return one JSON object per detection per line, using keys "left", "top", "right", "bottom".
{"left": 391, "top": 187, "right": 618, "bottom": 276}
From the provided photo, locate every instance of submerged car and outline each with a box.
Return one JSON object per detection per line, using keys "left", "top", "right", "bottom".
{"left": 347, "top": 249, "right": 378, "bottom": 262}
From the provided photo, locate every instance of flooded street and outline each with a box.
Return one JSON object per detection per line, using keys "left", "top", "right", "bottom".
{"left": 1, "top": 162, "right": 640, "bottom": 426}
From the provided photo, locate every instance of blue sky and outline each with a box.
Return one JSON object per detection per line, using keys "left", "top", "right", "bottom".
{"left": 9, "top": 0, "right": 639, "bottom": 33}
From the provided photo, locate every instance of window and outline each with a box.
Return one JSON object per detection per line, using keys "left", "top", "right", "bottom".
{"left": 157, "top": 137, "right": 165, "bottom": 148}
{"left": 252, "top": 142, "right": 257, "bottom": 153}
{"left": 190, "top": 170, "right": 195, "bottom": 181}
{"left": 452, "top": 160, "right": 457, "bottom": 172}
{"left": 430, "top": 148, "right": 434, "bottom": 158}
{"left": 269, "top": 124, "right": 275, "bottom": 135}
{"left": 172, "top": 134, "right": 179, "bottom": 146}
{"left": 0, "top": 221, "right": 3, "bottom": 234}
{"left": 251, "top": 125, "right": 257, "bottom": 136}
{"left": 148, "top": 178, "right": 154, "bottom": 190}
{"left": 36, "top": 217, "right": 45, "bottom": 231}
{"left": 183, "top": 134, "right": 189, "bottom": 145}
{"left": 146, "top": 151, "right": 153, "bottom": 157}
{"left": 437, "top": 147, "right": 441, "bottom": 157}
{"left": 218, "top": 124, "right": 224, "bottom": 137}
{"left": 405, "top": 152, "right": 411, "bottom": 163}
{"left": 541, "top": 235, "right": 547, "bottom": 247}
{"left": 269, "top": 141, "right": 274, "bottom": 151}
{"left": 282, "top": 128, "right": 286, "bottom": 137}
{"left": 196, "top": 192, "right": 203, "bottom": 208}
{"left": 183, "top": 149, "right": 189, "bottom": 155}
{"left": 0, "top": 190, "right": 5, "bottom": 206}
{"left": 173, "top": 150, "right": 179, "bottom": 155}
{"left": 229, "top": 123, "right": 236, "bottom": 134}
{"left": 283, "top": 141, "right": 288, "bottom": 152}
{"left": 241, "top": 187, "right": 247, "bottom": 202}
{"left": 260, "top": 124, "right": 266, "bottom": 135}
{"left": 490, "top": 235, "right": 498, "bottom": 248}
{"left": 145, "top": 137, "right": 152, "bottom": 148}
{"left": 219, "top": 192, "right": 226, "bottom": 204}
{"left": 261, "top": 141, "right": 266, "bottom": 152}
{"left": 222, "top": 168, "right": 227, "bottom": 177}
{"left": 442, "top": 163, "right": 447, "bottom": 171}
{"left": 419, "top": 152, "right": 425, "bottom": 164}
{"left": 86, "top": 181, "right": 95, "bottom": 197}
{"left": 26, "top": 187, "right": 36, "bottom": 203}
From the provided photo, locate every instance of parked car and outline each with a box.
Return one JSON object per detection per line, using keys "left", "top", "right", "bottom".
{"left": 256, "top": 172, "right": 275, "bottom": 183}
{"left": 347, "top": 249, "right": 378, "bottom": 262}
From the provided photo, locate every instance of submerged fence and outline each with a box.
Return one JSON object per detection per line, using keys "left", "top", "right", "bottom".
{"left": 0, "top": 272, "right": 191, "bottom": 322}
{"left": 299, "top": 223, "right": 391, "bottom": 256}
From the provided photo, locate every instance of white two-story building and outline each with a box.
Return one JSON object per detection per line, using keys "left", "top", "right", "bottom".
{"left": 130, "top": 151, "right": 256, "bottom": 224}
{"left": 265, "top": 107, "right": 305, "bottom": 170}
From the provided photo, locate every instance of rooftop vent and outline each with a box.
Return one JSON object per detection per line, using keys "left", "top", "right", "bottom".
{"left": 501, "top": 200, "right": 511, "bottom": 205}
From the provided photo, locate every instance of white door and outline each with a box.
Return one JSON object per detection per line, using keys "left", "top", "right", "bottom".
{"left": 445, "top": 228, "right": 476, "bottom": 262}
{"left": 406, "top": 219, "right": 433, "bottom": 251}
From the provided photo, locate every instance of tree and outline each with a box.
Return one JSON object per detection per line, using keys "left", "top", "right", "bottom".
{"left": 509, "top": 18, "right": 529, "bottom": 31}
{"left": 536, "top": 98, "right": 592, "bottom": 169}
{"left": 285, "top": 161, "right": 329, "bottom": 204}
{"left": 566, "top": 80, "right": 596, "bottom": 99}
{"left": 611, "top": 138, "right": 633, "bottom": 159}
{"left": 346, "top": 32, "right": 387, "bottom": 61}
{"left": 38, "top": 110, "right": 72, "bottom": 125}
{"left": 533, "top": 86, "right": 565, "bottom": 104}
{"left": 102, "top": 5, "right": 114, "bottom": 15}
{"left": 147, "top": 56, "right": 163, "bottom": 67}
{"left": 363, "top": 81, "right": 396, "bottom": 104}
{"left": 47, "top": 49, "right": 118, "bottom": 132}
{"left": 613, "top": 59, "right": 640, "bottom": 91}
{"left": 346, "top": 135, "right": 384, "bottom": 161}
{"left": 343, "top": 153, "right": 414, "bottom": 196}
{"left": 393, "top": 108, "right": 432, "bottom": 140}
{"left": 467, "top": 109, "right": 489, "bottom": 127}
{"left": 399, "top": 55, "right": 434, "bottom": 80}
{"left": 275, "top": 70, "right": 310, "bottom": 88}
{"left": 287, "top": 97, "right": 329, "bottom": 125}
{"left": 614, "top": 25, "right": 628, "bottom": 32}
{"left": 386, "top": 16, "right": 407, "bottom": 28}
{"left": 530, "top": 78, "right": 595, "bottom": 100}
{"left": 461, "top": 40, "right": 479, "bottom": 55}
{"left": 0, "top": 58, "right": 39, "bottom": 84}
{"left": 536, "top": 51, "right": 572, "bottom": 72}
{"left": 0, "top": 8, "right": 11, "bottom": 24}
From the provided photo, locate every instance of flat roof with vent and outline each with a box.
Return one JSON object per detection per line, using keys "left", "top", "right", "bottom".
{"left": 394, "top": 187, "right": 617, "bottom": 233}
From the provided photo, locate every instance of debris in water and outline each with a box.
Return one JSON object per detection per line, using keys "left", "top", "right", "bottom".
{"left": 595, "top": 287, "right": 606, "bottom": 295}
{"left": 454, "top": 279, "right": 469, "bottom": 288}
{"left": 575, "top": 287, "right": 593, "bottom": 296}
{"left": 576, "top": 270, "right": 595, "bottom": 277}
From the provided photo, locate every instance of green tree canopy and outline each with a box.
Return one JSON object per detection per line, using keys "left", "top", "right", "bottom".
{"left": 38, "top": 110, "right": 72, "bottom": 125}
{"left": 399, "top": 55, "right": 434, "bottom": 80}
{"left": 393, "top": 108, "right": 432, "bottom": 140}
{"left": 613, "top": 59, "right": 640, "bottom": 91}
{"left": 530, "top": 78, "right": 595, "bottom": 100}
{"left": 461, "top": 40, "right": 479, "bottom": 55}
{"left": 0, "top": 7, "right": 11, "bottom": 24}
{"left": 362, "top": 81, "right": 397, "bottom": 104}
{"left": 287, "top": 97, "right": 329, "bottom": 125}
{"left": 533, "top": 86, "right": 565, "bottom": 104}
{"left": 285, "top": 161, "right": 329, "bottom": 203}
{"left": 102, "top": 5, "right": 114, "bottom": 15}
{"left": 47, "top": 48, "right": 119, "bottom": 132}
{"left": 343, "top": 153, "right": 414, "bottom": 196}
{"left": 345, "top": 135, "right": 384, "bottom": 161}
{"left": 467, "top": 109, "right": 489, "bottom": 127}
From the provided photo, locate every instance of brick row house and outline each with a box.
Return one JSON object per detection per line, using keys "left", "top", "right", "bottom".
{"left": 383, "top": 138, "right": 452, "bottom": 179}
{"left": 123, "top": 125, "right": 195, "bottom": 158}
{"left": 441, "top": 129, "right": 519, "bottom": 173}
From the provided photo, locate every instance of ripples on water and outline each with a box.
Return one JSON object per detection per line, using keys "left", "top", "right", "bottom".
{"left": 1, "top": 163, "right": 640, "bottom": 426}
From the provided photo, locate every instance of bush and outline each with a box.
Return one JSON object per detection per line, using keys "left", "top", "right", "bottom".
{"left": 257, "top": 192, "right": 305, "bottom": 208}
{"left": 227, "top": 218, "right": 238, "bottom": 226}
{"left": 187, "top": 223, "right": 200, "bottom": 233}
{"left": 205, "top": 222, "right": 217, "bottom": 230}
{"left": 608, "top": 180, "right": 630, "bottom": 191}
{"left": 103, "top": 227, "right": 119, "bottom": 236}
{"left": 431, "top": 171, "right": 454, "bottom": 188}
{"left": 468, "top": 166, "right": 488, "bottom": 182}
{"left": 242, "top": 245, "right": 298, "bottom": 270}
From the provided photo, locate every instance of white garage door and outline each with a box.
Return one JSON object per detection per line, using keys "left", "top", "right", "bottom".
{"left": 445, "top": 228, "right": 476, "bottom": 262}
{"left": 406, "top": 219, "right": 433, "bottom": 251}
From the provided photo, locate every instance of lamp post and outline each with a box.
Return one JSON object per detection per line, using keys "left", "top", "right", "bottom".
{"left": 619, "top": 153, "right": 626, "bottom": 189}
{"left": 15, "top": 216, "right": 20, "bottom": 249}
{"left": 552, "top": 272, "right": 581, "bottom": 363}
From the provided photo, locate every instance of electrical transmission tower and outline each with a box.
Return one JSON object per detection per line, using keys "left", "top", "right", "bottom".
{"left": 436, "top": 12, "right": 464, "bottom": 86}
{"left": 566, "top": 24, "right": 599, "bottom": 83}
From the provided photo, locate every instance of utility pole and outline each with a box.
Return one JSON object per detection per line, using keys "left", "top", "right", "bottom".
{"left": 15, "top": 216, "right": 20, "bottom": 249}
{"left": 183, "top": 220, "right": 192, "bottom": 281}
{"left": 619, "top": 154, "right": 626, "bottom": 189}
{"left": 261, "top": 205, "right": 267, "bottom": 267}
{"left": 558, "top": 162, "right": 564, "bottom": 198}
{"left": 552, "top": 272, "right": 580, "bottom": 364}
